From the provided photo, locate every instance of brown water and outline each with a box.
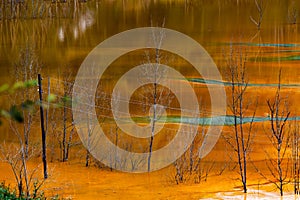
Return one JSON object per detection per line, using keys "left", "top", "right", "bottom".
{"left": 1, "top": 0, "right": 299, "bottom": 82}
{"left": 1, "top": 0, "right": 299, "bottom": 113}
{"left": 1, "top": 0, "right": 300, "bottom": 198}
{"left": 1, "top": 0, "right": 299, "bottom": 130}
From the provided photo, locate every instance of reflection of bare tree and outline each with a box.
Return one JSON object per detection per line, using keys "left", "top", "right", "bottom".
{"left": 249, "top": 0, "right": 265, "bottom": 30}
{"left": 0, "top": 3, "right": 94, "bottom": 66}
{"left": 0, "top": 0, "right": 89, "bottom": 20}
{"left": 288, "top": 1, "right": 298, "bottom": 25}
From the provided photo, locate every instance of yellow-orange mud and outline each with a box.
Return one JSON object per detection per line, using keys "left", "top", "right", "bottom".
{"left": 0, "top": 160, "right": 237, "bottom": 199}
{"left": 0, "top": 126, "right": 293, "bottom": 200}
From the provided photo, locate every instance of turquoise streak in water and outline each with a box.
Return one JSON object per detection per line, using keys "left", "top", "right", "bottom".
{"left": 218, "top": 42, "right": 300, "bottom": 48}
{"left": 187, "top": 78, "right": 300, "bottom": 88}
{"left": 248, "top": 55, "right": 300, "bottom": 62}
{"left": 132, "top": 116, "right": 300, "bottom": 126}
{"left": 211, "top": 42, "right": 300, "bottom": 62}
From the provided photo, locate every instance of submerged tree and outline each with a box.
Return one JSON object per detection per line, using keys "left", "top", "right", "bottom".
{"left": 47, "top": 70, "right": 77, "bottom": 162}
{"left": 172, "top": 97, "right": 219, "bottom": 185}
{"left": 264, "top": 70, "right": 291, "bottom": 196}
{"left": 138, "top": 23, "right": 171, "bottom": 172}
{"left": 0, "top": 142, "right": 45, "bottom": 198}
{"left": 224, "top": 46, "right": 257, "bottom": 193}
{"left": 10, "top": 45, "right": 41, "bottom": 159}
{"left": 253, "top": 70, "right": 291, "bottom": 196}
{"left": 145, "top": 46, "right": 163, "bottom": 172}
{"left": 173, "top": 121, "right": 215, "bottom": 184}
{"left": 62, "top": 71, "right": 75, "bottom": 162}
{"left": 1, "top": 45, "right": 42, "bottom": 198}
{"left": 292, "top": 121, "right": 300, "bottom": 194}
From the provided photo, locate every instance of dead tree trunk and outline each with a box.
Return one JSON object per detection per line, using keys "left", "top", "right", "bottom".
{"left": 62, "top": 91, "right": 67, "bottom": 162}
{"left": 147, "top": 48, "right": 159, "bottom": 172}
{"left": 65, "top": 120, "right": 75, "bottom": 161}
{"left": 85, "top": 113, "right": 91, "bottom": 167}
{"left": 38, "top": 74, "right": 48, "bottom": 179}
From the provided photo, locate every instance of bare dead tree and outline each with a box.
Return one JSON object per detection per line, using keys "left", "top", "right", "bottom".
{"left": 111, "top": 91, "right": 120, "bottom": 170}
{"left": 10, "top": 45, "right": 41, "bottom": 159}
{"left": 173, "top": 116, "right": 216, "bottom": 184}
{"left": 224, "top": 46, "right": 257, "bottom": 193}
{"left": 192, "top": 128, "right": 216, "bottom": 184}
{"left": 172, "top": 96, "right": 217, "bottom": 184}
{"left": 65, "top": 120, "right": 76, "bottom": 161}
{"left": 77, "top": 66, "right": 109, "bottom": 167}
{"left": 174, "top": 149, "right": 189, "bottom": 184}
{"left": 0, "top": 142, "right": 30, "bottom": 197}
{"left": 0, "top": 142, "right": 44, "bottom": 198}
{"left": 37, "top": 74, "right": 48, "bottom": 179}
{"left": 4, "top": 45, "right": 41, "bottom": 198}
{"left": 266, "top": 70, "right": 291, "bottom": 196}
{"left": 173, "top": 126, "right": 196, "bottom": 184}
{"left": 85, "top": 111, "right": 93, "bottom": 167}
{"left": 47, "top": 70, "right": 77, "bottom": 162}
{"left": 83, "top": 85, "right": 98, "bottom": 167}
{"left": 254, "top": 70, "right": 291, "bottom": 196}
{"left": 292, "top": 121, "right": 300, "bottom": 194}
{"left": 173, "top": 124, "right": 195, "bottom": 184}
{"left": 62, "top": 71, "right": 74, "bottom": 162}
{"left": 125, "top": 142, "right": 146, "bottom": 172}
{"left": 137, "top": 22, "right": 171, "bottom": 172}
{"left": 146, "top": 45, "right": 163, "bottom": 172}
{"left": 48, "top": 78, "right": 61, "bottom": 162}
